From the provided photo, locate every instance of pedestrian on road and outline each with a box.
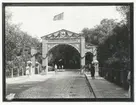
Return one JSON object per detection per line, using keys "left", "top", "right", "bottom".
{"left": 91, "top": 63, "right": 95, "bottom": 79}
{"left": 55, "top": 64, "right": 57, "bottom": 73}
{"left": 26, "top": 66, "right": 30, "bottom": 76}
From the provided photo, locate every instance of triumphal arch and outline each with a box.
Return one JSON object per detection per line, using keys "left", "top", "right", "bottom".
{"left": 41, "top": 29, "right": 99, "bottom": 74}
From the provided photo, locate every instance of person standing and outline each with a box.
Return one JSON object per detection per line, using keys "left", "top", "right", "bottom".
{"left": 26, "top": 66, "right": 30, "bottom": 76}
{"left": 55, "top": 64, "right": 57, "bottom": 72}
{"left": 91, "top": 63, "right": 95, "bottom": 79}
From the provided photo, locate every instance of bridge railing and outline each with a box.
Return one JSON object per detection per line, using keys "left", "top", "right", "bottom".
{"left": 99, "top": 67, "right": 129, "bottom": 90}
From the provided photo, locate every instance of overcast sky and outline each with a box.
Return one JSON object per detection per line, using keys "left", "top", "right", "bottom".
{"left": 6, "top": 6, "right": 122, "bottom": 39}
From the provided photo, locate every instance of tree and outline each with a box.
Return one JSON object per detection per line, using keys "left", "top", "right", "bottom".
{"left": 81, "top": 17, "right": 130, "bottom": 71}
{"left": 98, "top": 21, "right": 130, "bottom": 69}
{"left": 5, "top": 10, "right": 41, "bottom": 77}
{"left": 81, "top": 19, "right": 118, "bottom": 45}
{"left": 116, "top": 6, "right": 130, "bottom": 32}
{"left": 116, "top": 6, "right": 130, "bottom": 23}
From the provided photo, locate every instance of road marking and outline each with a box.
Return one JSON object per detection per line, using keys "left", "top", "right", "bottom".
{"left": 6, "top": 93, "right": 15, "bottom": 100}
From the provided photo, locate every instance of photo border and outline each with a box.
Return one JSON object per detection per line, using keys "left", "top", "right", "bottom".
{"left": 2, "top": 2, "right": 134, "bottom": 102}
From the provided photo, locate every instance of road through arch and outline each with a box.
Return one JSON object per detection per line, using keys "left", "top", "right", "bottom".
{"left": 48, "top": 44, "right": 80, "bottom": 69}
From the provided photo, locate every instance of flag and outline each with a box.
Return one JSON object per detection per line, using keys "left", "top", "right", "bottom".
{"left": 53, "top": 12, "right": 64, "bottom": 21}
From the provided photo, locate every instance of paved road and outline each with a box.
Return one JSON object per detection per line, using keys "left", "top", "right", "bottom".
{"left": 7, "top": 69, "right": 94, "bottom": 99}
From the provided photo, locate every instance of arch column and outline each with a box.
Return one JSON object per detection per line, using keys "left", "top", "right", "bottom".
{"left": 80, "top": 36, "right": 85, "bottom": 68}
{"left": 42, "top": 39, "right": 48, "bottom": 74}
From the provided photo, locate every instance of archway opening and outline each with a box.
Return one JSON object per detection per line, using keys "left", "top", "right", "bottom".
{"left": 48, "top": 44, "right": 80, "bottom": 70}
{"left": 85, "top": 52, "right": 93, "bottom": 65}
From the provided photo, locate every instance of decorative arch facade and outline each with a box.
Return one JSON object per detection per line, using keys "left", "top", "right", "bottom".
{"left": 41, "top": 29, "right": 98, "bottom": 74}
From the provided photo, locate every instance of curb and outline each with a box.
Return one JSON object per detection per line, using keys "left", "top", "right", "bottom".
{"left": 84, "top": 74, "right": 96, "bottom": 98}
{"left": 84, "top": 73, "right": 103, "bottom": 98}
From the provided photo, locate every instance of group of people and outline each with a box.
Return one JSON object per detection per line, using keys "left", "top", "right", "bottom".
{"left": 54, "top": 64, "right": 64, "bottom": 72}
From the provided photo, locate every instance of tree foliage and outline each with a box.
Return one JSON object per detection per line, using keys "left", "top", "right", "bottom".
{"left": 5, "top": 10, "right": 41, "bottom": 77}
{"left": 81, "top": 7, "right": 130, "bottom": 71}
{"left": 82, "top": 19, "right": 118, "bottom": 45}
{"left": 98, "top": 22, "right": 130, "bottom": 69}
{"left": 116, "top": 6, "right": 130, "bottom": 32}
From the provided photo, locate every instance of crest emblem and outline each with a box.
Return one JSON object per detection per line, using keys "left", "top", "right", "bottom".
{"left": 60, "top": 31, "right": 66, "bottom": 38}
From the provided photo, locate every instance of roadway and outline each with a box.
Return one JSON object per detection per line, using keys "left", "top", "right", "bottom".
{"left": 6, "top": 69, "right": 94, "bottom": 99}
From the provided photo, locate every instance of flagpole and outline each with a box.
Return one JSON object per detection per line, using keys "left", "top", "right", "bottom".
{"left": 53, "top": 12, "right": 64, "bottom": 30}
{"left": 61, "top": 12, "right": 64, "bottom": 29}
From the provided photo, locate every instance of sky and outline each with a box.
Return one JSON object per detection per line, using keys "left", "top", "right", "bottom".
{"left": 6, "top": 6, "right": 122, "bottom": 39}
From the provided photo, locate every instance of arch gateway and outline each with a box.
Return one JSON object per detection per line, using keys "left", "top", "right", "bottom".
{"left": 41, "top": 29, "right": 99, "bottom": 74}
